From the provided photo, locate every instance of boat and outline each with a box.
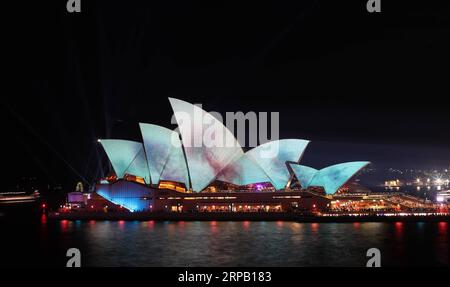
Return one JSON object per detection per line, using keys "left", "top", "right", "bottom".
{"left": 0, "top": 191, "right": 40, "bottom": 204}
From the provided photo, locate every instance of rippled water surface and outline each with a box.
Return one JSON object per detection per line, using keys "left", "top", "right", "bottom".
{"left": 2, "top": 219, "right": 449, "bottom": 267}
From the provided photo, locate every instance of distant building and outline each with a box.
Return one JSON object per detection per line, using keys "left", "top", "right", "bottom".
{"left": 436, "top": 190, "right": 450, "bottom": 203}
{"left": 384, "top": 179, "right": 404, "bottom": 191}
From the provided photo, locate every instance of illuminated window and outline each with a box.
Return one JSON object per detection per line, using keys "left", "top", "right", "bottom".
{"left": 158, "top": 181, "right": 186, "bottom": 192}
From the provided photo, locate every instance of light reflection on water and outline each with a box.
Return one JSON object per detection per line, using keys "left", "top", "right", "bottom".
{"left": 2, "top": 219, "right": 449, "bottom": 267}
{"left": 53, "top": 221, "right": 448, "bottom": 267}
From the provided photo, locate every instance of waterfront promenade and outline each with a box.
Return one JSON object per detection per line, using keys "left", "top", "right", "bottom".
{"left": 48, "top": 211, "right": 450, "bottom": 222}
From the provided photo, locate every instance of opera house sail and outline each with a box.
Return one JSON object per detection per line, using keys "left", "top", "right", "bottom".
{"left": 289, "top": 162, "right": 370, "bottom": 194}
{"left": 169, "top": 97, "right": 244, "bottom": 192}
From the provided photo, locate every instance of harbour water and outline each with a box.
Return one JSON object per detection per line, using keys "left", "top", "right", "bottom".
{"left": 1, "top": 216, "right": 448, "bottom": 267}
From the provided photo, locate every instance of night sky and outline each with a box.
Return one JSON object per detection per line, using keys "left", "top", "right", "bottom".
{"left": 3, "top": 1, "right": 450, "bottom": 189}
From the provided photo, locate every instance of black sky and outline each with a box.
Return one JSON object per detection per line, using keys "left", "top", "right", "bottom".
{"left": 3, "top": 0, "right": 450, "bottom": 188}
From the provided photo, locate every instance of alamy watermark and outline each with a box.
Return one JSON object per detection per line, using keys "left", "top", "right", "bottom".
{"left": 366, "top": 0, "right": 381, "bottom": 13}
{"left": 170, "top": 104, "right": 280, "bottom": 158}
{"left": 366, "top": 248, "right": 381, "bottom": 267}
{"left": 66, "top": 248, "right": 81, "bottom": 267}
{"left": 67, "top": 1, "right": 381, "bottom": 14}
{"left": 66, "top": 0, "right": 81, "bottom": 13}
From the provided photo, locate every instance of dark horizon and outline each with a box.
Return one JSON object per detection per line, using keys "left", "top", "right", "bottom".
{"left": 3, "top": 0, "right": 450, "bottom": 188}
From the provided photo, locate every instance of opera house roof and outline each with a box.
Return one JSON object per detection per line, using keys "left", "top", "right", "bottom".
{"left": 98, "top": 98, "right": 369, "bottom": 194}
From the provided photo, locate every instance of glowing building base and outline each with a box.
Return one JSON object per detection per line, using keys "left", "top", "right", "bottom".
{"left": 92, "top": 181, "right": 330, "bottom": 213}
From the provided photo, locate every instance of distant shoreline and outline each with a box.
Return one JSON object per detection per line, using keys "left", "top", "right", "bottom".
{"left": 48, "top": 212, "right": 450, "bottom": 223}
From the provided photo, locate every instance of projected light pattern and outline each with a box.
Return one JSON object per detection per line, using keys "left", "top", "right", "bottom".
{"left": 246, "top": 139, "right": 310, "bottom": 190}
{"left": 124, "top": 149, "right": 151, "bottom": 184}
{"left": 140, "top": 123, "right": 189, "bottom": 188}
{"left": 98, "top": 98, "right": 370, "bottom": 196}
{"left": 290, "top": 161, "right": 370, "bottom": 194}
{"left": 290, "top": 165, "right": 318, "bottom": 188}
{"left": 159, "top": 136, "right": 190, "bottom": 190}
{"left": 99, "top": 139, "right": 150, "bottom": 183}
{"left": 169, "top": 97, "right": 244, "bottom": 191}
{"left": 96, "top": 181, "right": 153, "bottom": 212}
{"left": 217, "top": 154, "right": 271, "bottom": 186}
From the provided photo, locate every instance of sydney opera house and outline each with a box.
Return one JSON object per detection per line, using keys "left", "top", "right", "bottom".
{"left": 92, "top": 98, "right": 370, "bottom": 213}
